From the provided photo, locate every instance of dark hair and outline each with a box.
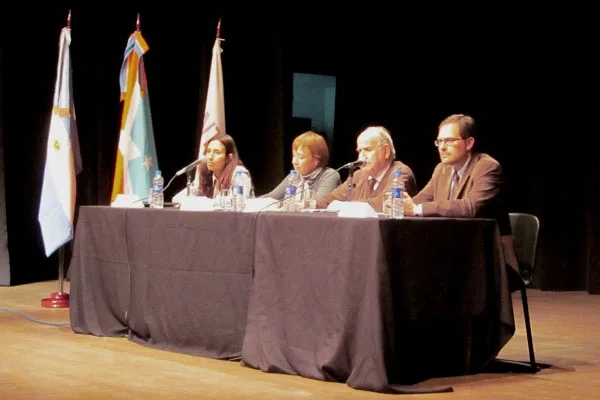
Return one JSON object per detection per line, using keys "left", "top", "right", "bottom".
{"left": 198, "top": 134, "right": 244, "bottom": 198}
{"left": 439, "top": 114, "right": 477, "bottom": 139}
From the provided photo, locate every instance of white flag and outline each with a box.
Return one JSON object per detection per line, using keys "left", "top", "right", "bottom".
{"left": 195, "top": 33, "right": 226, "bottom": 183}
{"left": 38, "top": 27, "right": 82, "bottom": 257}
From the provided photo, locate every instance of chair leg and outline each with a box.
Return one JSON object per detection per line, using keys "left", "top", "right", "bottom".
{"left": 520, "top": 284, "right": 539, "bottom": 372}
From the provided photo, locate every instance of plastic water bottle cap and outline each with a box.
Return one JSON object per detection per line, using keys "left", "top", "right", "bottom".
{"left": 155, "top": 170, "right": 161, "bottom": 175}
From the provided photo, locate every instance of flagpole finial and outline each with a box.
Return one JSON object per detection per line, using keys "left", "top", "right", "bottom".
{"left": 216, "top": 18, "right": 221, "bottom": 39}
{"left": 136, "top": 13, "right": 141, "bottom": 31}
{"left": 67, "top": 9, "right": 72, "bottom": 29}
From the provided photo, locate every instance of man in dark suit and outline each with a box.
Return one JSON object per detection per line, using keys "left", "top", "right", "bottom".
{"left": 316, "top": 126, "right": 417, "bottom": 212}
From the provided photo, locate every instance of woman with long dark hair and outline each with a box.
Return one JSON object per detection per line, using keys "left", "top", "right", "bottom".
{"left": 197, "top": 134, "right": 252, "bottom": 198}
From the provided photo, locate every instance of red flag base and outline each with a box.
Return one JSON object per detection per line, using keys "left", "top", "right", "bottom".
{"left": 41, "top": 292, "right": 70, "bottom": 308}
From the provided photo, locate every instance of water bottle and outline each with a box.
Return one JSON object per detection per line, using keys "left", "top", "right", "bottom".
{"left": 391, "top": 169, "right": 404, "bottom": 219}
{"left": 151, "top": 170, "right": 164, "bottom": 209}
{"left": 283, "top": 170, "right": 300, "bottom": 211}
{"left": 232, "top": 170, "right": 246, "bottom": 211}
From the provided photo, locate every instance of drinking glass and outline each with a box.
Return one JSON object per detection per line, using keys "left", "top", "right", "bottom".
{"left": 219, "top": 189, "right": 232, "bottom": 211}
{"left": 383, "top": 191, "right": 393, "bottom": 218}
{"left": 302, "top": 188, "right": 317, "bottom": 211}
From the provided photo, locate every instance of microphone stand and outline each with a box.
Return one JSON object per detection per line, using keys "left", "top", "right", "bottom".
{"left": 186, "top": 170, "right": 194, "bottom": 196}
{"left": 347, "top": 166, "right": 358, "bottom": 201}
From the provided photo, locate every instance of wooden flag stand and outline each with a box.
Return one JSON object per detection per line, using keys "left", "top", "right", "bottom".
{"left": 41, "top": 246, "right": 70, "bottom": 308}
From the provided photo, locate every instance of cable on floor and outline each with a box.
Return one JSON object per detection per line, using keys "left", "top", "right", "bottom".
{"left": 0, "top": 306, "right": 71, "bottom": 327}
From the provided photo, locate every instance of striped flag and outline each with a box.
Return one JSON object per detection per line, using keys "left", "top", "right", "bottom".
{"left": 195, "top": 21, "right": 226, "bottom": 183}
{"left": 111, "top": 29, "right": 158, "bottom": 202}
{"left": 38, "top": 26, "right": 83, "bottom": 257}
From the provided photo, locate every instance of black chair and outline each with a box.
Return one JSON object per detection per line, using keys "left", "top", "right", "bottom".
{"left": 496, "top": 212, "right": 541, "bottom": 372}
{"left": 511, "top": 213, "right": 541, "bottom": 371}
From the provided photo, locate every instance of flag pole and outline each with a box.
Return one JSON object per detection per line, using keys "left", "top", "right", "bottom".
{"left": 42, "top": 246, "right": 70, "bottom": 308}
{"left": 41, "top": 9, "right": 73, "bottom": 309}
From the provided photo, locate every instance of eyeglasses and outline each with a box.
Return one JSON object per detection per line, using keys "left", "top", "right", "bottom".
{"left": 434, "top": 138, "right": 465, "bottom": 147}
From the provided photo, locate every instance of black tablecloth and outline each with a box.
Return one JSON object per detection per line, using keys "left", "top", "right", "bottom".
{"left": 69, "top": 206, "right": 254, "bottom": 360}
{"left": 69, "top": 207, "right": 514, "bottom": 392}
{"left": 241, "top": 213, "right": 514, "bottom": 392}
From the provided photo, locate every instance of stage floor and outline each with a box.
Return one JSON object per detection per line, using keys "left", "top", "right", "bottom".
{"left": 1, "top": 281, "right": 599, "bottom": 399}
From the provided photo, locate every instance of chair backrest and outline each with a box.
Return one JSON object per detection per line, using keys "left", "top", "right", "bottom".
{"left": 509, "top": 213, "right": 540, "bottom": 284}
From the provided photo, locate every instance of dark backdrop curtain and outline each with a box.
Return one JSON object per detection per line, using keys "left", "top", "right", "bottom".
{"left": 1, "top": 9, "right": 599, "bottom": 292}
{"left": 0, "top": 48, "right": 10, "bottom": 285}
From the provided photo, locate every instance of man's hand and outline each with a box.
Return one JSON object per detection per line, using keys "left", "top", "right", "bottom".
{"left": 403, "top": 191, "right": 416, "bottom": 216}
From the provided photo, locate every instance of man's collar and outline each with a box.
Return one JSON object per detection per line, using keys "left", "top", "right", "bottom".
{"left": 369, "top": 161, "right": 393, "bottom": 184}
{"left": 453, "top": 154, "right": 471, "bottom": 179}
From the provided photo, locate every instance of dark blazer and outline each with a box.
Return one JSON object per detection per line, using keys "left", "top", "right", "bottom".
{"left": 316, "top": 160, "right": 417, "bottom": 213}
{"left": 413, "top": 152, "right": 511, "bottom": 235}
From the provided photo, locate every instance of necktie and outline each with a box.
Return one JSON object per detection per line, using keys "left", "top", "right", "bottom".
{"left": 368, "top": 177, "right": 377, "bottom": 193}
{"left": 449, "top": 171, "right": 459, "bottom": 199}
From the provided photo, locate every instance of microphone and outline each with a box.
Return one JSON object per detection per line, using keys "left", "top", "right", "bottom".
{"left": 340, "top": 160, "right": 365, "bottom": 169}
{"left": 340, "top": 160, "right": 364, "bottom": 200}
{"left": 257, "top": 159, "right": 365, "bottom": 212}
{"left": 128, "top": 156, "right": 207, "bottom": 207}
{"left": 175, "top": 155, "right": 207, "bottom": 176}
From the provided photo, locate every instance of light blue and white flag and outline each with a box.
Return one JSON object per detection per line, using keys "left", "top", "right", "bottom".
{"left": 38, "top": 26, "right": 82, "bottom": 257}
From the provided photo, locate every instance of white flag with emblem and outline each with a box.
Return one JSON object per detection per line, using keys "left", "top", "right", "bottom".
{"left": 38, "top": 26, "right": 82, "bottom": 257}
